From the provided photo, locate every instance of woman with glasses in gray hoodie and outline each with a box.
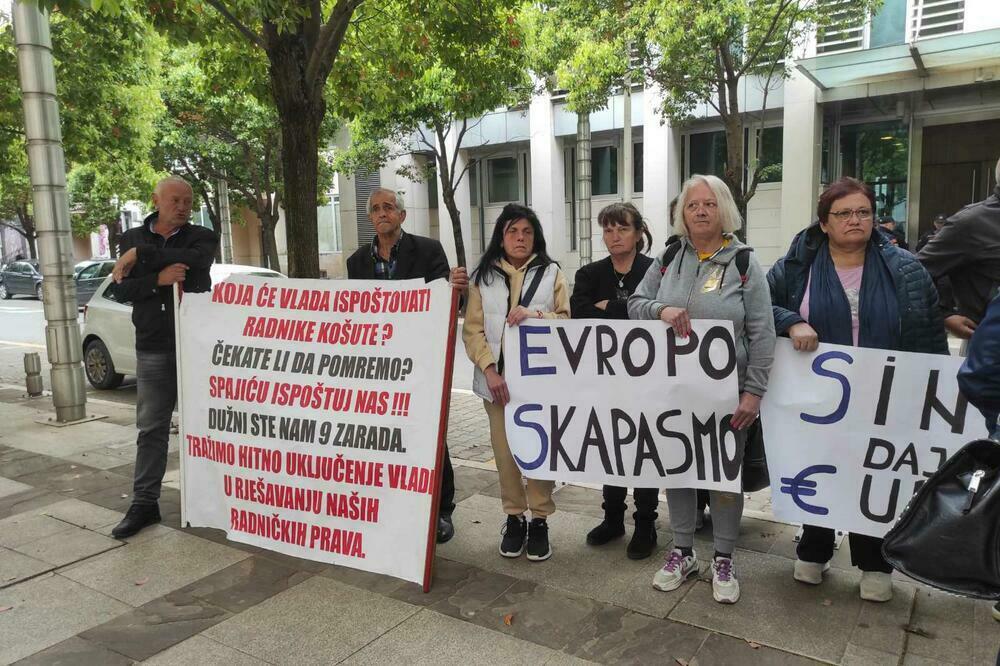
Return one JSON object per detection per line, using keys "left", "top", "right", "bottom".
{"left": 628, "top": 174, "right": 776, "bottom": 604}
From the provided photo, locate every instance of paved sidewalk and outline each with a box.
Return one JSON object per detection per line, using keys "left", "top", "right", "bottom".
{"left": 0, "top": 386, "right": 997, "bottom": 665}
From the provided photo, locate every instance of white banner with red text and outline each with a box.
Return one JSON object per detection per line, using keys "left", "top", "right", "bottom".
{"left": 503, "top": 319, "right": 743, "bottom": 491}
{"left": 761, "top": 340, "right": 990, "bottom": 538}
{"left": 177, "top": 276, "right": 454, "bottom": 586}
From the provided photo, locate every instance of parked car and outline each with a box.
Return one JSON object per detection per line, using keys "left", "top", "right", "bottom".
{"left": 73, "top": 259, "right": 117, "bottom": 307}
{"left": 81, "top": 264, "right": 285, "bottom": 389}
{"left": 0, "top": 260, "right": 43, "bottom": 300}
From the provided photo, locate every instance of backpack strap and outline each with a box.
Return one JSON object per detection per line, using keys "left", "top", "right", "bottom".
{"left": 734, "top": 247, "right": 753, "bottom": 287}
{"left": 519, "top": 264, "right": 547, "bottom": 308}
{"left": 659, "top": 240, "right": 683, "bottom": 275}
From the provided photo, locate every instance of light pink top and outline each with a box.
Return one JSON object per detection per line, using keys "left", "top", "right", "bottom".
{"left": 799, "top": 265, "right": 865, "bottom": 345}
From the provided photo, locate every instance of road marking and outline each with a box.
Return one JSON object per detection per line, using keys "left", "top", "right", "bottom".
{"left": 0, "top": 340, "right": 46, "bottom": 349}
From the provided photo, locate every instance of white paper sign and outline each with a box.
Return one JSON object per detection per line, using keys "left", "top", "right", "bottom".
{"left": 761, "top": 339, "right": 990, "bottom": 538}
{"left": 177, "top": 277, "right": 455, "bottom": 586}
{"left": 503, "top": 319, "right": 742, "bottom": 491}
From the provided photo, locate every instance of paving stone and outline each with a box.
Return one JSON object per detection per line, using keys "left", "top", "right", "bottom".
{"left": 0, "top": 476, "right": 32, "bottom": 499}
{"left": 905, "top": 588, "right": 976, "bottom": 664}
{"left": 12, "top": 466, "right": 131, "bottom": 500}
{"left": 848, "top": 580, "right": 916, "bottom": 656}
{"left": 667, "top": 548, "right": 865, "bottom": 663}
{"left": 41, "top": 498, "right": 123, "bottom": 530}
{"left": 0, "top": 454, "right": 67, "bottom": 482}
{"left": 904, "top": 655, "right": 958, "bottom": 666}
{"left": 0, "top": 488, "right": 64, "bottom": 520}
{"left": 564, "top": 604, "right": 708, "bottom": 664}
{"left": 428, "top": 562, "right": 520, "bottom": 621}
{"left": 692, "top": 632, "right": 822, "bottom": 665}
{"left": 59, "top": 528, "right": 250, "bottom": 607}
{"left": 0, "top": 573, "right": 131, "bottom": 664}
{"left": 465, "top": 580, "right": 603, "bottom": 652}
{"left": 452, "top": 466, "right": 503, "bottom": 504}
{"left": 74, "top": 482, "right": 136, "bottom": 513}
{"left": 79, "top": 591, "right": 232, "bottom": 661}
{"left": 12, "top": 635, "right": 134, "bottom": 666}
{"left": 204, "top": 575, "right": 419, "bottom": 664}
{"left": 175, "top": 556, "right": 312, "bottom": 613}
{"left": 842, "top": 643, "right": 903, "bottom": 666}
{"left": 973, "top": 600, "right": 1000, "bottom": 666}
{"left": 13, "top": 526, "right": 122, "bottom": 567}
{"left": 6, "top": 420, "right": 138, "bottom": 459}
{"left": 142, "top": 635, "right": 268, "bottom": 665}
{"left": 63, "top": 449, "right": 135, "bottom": 471}
{"left": 343, "top": 608, "right": 562, "bottom": 665}
{"left": 0, "top": 546, "right": 52, "bottom": 588}
{"left": 0, "top": 513, "right": 75, "bottom": 549}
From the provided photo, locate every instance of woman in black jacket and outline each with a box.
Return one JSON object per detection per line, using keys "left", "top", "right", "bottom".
{"left": 570, "top": 202, "right": 657, "bottom": 559}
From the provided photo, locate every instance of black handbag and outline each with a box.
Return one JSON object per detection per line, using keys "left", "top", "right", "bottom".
{"left": 741, "top": 419, "right": 769, "bottom": 493}
{"left": 881, "top": 438, "right": 1000, "bottom": 600}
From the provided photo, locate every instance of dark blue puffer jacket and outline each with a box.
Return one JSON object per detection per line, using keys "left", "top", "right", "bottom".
{"left": 959, "top": 294, "right": 1000, "bottom": 436}
{"left": 766, "top": 224, "right": 948, "bottom": 354}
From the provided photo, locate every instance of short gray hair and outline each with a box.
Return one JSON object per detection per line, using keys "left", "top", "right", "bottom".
{"left": 672, "top": 174, "right": 743, "bottom": 238}
{"left": 154, "top": 175, "right": 192, "bottom": 196}
{"left": 366, "top": 187, "right": 406, "bottom": 214}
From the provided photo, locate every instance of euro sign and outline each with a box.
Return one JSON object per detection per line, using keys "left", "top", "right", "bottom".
{"left": 779, "top": 465, "right": 837, "bottom": 516}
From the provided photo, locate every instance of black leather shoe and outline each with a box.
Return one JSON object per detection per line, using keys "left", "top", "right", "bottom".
{"left": 111, "top": 503, "right": 161, "bottom": 539}
{"left": 436, "top": 514, "right": 455, "bottom": 543}
{"left": 586, "top": 519, "right": 626, "bottom": 546}
{"left": 626, "top": 520, "right": 657, "bottom": 560}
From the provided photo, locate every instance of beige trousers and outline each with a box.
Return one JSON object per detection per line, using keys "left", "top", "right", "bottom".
{"left": 483, "top": 399, "right": 555, "bottom": 518}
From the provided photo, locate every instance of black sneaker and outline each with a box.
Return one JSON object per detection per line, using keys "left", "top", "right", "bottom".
{"left": 111, "top": 503, "right": 161, "bottom": 539}
{"left": 586, "top": 518, "right": 625, "bottom": 546}
{"left": 436, "top": 514, "right": 455, "bottom": 544}
{"left": 499, "top": 515, "right": 527, "bottom": 557}
{"left": 526, "top": 517, "right": 552, "bottom": 561}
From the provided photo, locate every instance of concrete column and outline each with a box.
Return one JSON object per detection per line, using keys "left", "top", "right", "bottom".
{"left": 642, "top": 84, "right": 679, "bottom": 249}
{"left": 436, "top": 124, "right": 473, "bottom": 269}
{"left": 529, "top": 95, "right": 567, "bottom": 259}
{"left": 779, "top": 68, "right": 823, "bottom": 246}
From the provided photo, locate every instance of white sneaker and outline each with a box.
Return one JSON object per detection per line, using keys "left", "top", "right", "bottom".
{"left": 652, "top": 548, "right": 699, "bottom": 592}
{"left": 992, "top": 602, "right": 1000, "bottom": 622}
{"left": 859, "top": 571, "right": 893, "bottom": 602}
{"left": 793, "top": 559, "right": 830, "bottom": 585}
{"left": 712, "top": 557, "right": 740, "bottom": 604}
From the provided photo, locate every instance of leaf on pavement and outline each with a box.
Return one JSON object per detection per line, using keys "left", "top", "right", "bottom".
{"left": 0, "top": 606, "right": 13, "bottom": 613}
{"left": 821, "top": 599, "right": 832, "bottom": 606}
{"left": 503, "top": 613, "right": 514, "bottom": 626}
{"left": 134, "top": 576, "right": 149, "bottom": 586}
{"left": 746, "top": 640, "right": 761, "bottom": 649}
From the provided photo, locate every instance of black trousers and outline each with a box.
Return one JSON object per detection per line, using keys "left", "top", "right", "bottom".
{"left": 602, "top": 485, "right": 659, "bottom": 522}
{"left": 796, "top": 525, "right": 892, "bottom": 573}
{"left": 439, "top": 445, "right": 456, "bottom": 516}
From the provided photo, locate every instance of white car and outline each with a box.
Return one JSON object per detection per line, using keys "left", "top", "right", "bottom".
{"left": 81, "top": 263, "right": 285, "bottom": 389}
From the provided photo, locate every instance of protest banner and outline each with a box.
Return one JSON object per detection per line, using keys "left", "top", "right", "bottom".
{"left": 503, "top": 319, "right": 742, "bottom": 491}
{"left": 176, "top": 277, "right": 457, "bottom": 589}
{"left": 761, "top": 340, "right": 990, "bottom": 538}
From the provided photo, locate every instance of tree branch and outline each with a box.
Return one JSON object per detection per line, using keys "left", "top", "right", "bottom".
{"left": 202, "top": 0, "right": 266, "bottom": 49}
{"left": 736, "top": 0, "right": 795, "bottom": 79}
{"left": 306, "top": 0, "right": 364, "bottom": 91}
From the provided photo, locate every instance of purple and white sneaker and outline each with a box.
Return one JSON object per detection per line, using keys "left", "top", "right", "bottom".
{"left": 652, "top": 548, "right": 699, "bottom": 592}
{"left": 712, "top": 556, "right": 740, "bottom": 604}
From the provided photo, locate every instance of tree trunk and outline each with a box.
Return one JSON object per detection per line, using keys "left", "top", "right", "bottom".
{"left": 14, "top": 205, "right": 38, "bottom": 259}
{"left": 107, "top": 219, "right": 121, "bottom": 259}
{"left": 442, "top": 187, "right": 466, "bottom": 269}
{"left": 260, "top": 213, "right": 281, "bottom": 273}
{"left": 268, "top": 39, "right": 322, "bottom": 279}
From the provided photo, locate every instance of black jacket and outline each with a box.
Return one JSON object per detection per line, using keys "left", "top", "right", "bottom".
{"left": 111, "top": 213, "right": 218, "bottom": 352}
{"left": 959, "top": 294, "right": 1000, "bottom": 436}
{"left": 346, "top": 232, "right": 450, "bottom": 282}
{"left": 918, "top": 185, "right": 1000, "bottom": 322}
{"left": 571, "top": 254, "right": 654, "bottom": 320}
{"left": 767, "top": 223, "right": 948, "bottom": 355}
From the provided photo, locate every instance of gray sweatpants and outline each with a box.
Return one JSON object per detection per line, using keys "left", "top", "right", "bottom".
{"left": 666, "top": 489, "right": 744, "bottom": 555}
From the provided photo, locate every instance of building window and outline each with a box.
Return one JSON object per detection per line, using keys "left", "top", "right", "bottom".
{"left": 565, "top": 146, "right": 577, "bottom": 251}
{"left": 427, "top": 165, "right": 438, "bottom": 210}
{"left": 488, "top": 157, "right": 519, "bottom": 203}
{"left": 757, "top": 127, "right": 783, "bottom": 184}
{"left": 633, "top": 142, "right": 644, "bottom": 193}
{"left": 839, "top": 120, "right": 909, "bottom": 225}
{"left": 592, "top": 145, "right": 618, "bottom": 196}
{"left": 688, "top": 131, "right": 728, "bottom": 180}
{"left": 318, "top": 195, "right": 341, "bottom": 253}
{"left": 469, "top": 160, "right": 479, "bottom": 207}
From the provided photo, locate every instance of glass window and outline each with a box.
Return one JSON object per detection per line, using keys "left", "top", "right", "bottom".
{"left": 839, "top": 120, "right": 909, "bottom": 227}
{"left": 98, "top": 262, "right": 115, "bottom": 278}
{"left": 78, "top": 264, "right": 101, "bottom": 279}
{"left": 633, "top": 142, "right": 644, "bottom": 193}
{"left": 688, "top": 131, "right": 728, "bottom": 179}
{"left": 592, "top": 146, "right": 618, "bottom": 196}
{"left": 488, "top": 157, "right": 519, "bottom": 203}
{"left": 757, "top": 127, "right": 783, "bottom": 184}
{"left": 427, "top": 165, "right": 438, "bottom": 210}
{"left": 469, "top": 160, "right": 479, "bottom": 207}
{"left": 317, "top": 202, "right": 340, "bottom": 253}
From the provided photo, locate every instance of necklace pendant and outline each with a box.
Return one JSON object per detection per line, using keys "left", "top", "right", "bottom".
{"left": 617, "top": 278, "right": 624, "bottom": 288}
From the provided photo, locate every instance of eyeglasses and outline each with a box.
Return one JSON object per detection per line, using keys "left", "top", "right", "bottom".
{"left": 829, "top": 208, "right": 873, "bottom": 222}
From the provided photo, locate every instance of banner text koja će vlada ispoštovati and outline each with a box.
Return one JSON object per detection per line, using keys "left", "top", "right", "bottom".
{"left": 503, "top": 319, "right": 743, "bottom": 491}
{"left": 176, "top": 277, "right": 453, "bottom": 586}
{"left": 761, "top": 340, "right": 990, "bottom": 538}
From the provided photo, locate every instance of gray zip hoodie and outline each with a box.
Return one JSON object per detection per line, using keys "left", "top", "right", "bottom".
{"left": 628, "top": 235, "right": 776, "bottom": 396}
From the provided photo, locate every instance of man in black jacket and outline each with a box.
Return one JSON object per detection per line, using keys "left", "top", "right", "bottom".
{"left": 918, "top": 158, "right": 1000, "bottom": 342}
{"left": 346, "top": 187, "right": 467, "bottom": 543}
{"left": 110, "top": 176, "right": 219, "bottom": 538}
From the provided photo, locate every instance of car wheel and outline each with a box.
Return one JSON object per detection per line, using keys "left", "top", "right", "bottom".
{"left": 84, "top": 339, "right": 124, "bottom": 390}
{"left": 35, "top": 283, "right": 43, "bottom": 302}
{"left": 0, "top": 282, "right": 9, "bottom": 300}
